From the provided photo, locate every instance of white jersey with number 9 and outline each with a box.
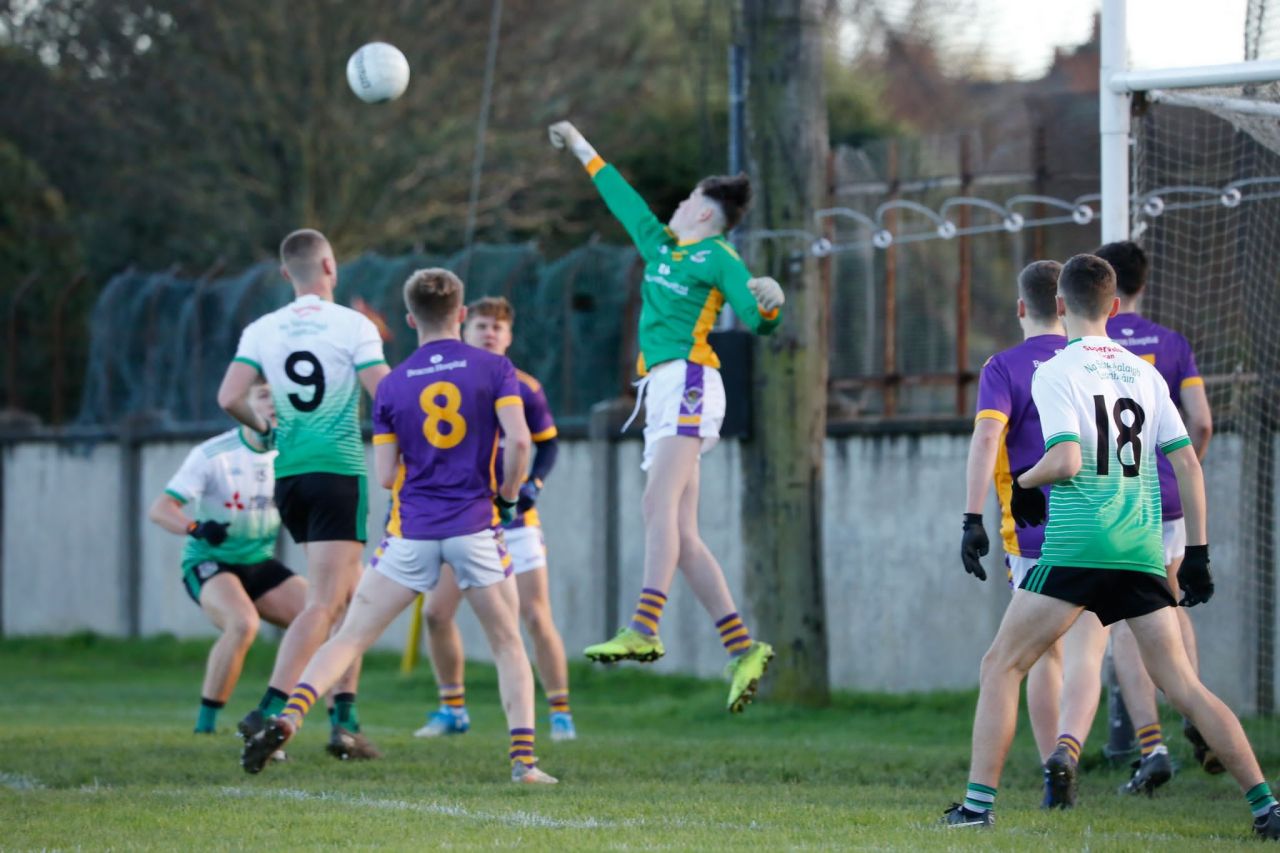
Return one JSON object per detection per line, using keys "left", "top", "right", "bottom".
{"left": 233, "top": 294, "right": 386, "bottom": 479}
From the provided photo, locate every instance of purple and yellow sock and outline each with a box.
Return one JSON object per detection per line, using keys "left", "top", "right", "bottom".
{"left": 282, "top": 682, "right": 318, "bottom": 722}
{"left": 629, "top": 588, "right": 667, "bottom": 637}
{"left": 509, "top": 727, "right": 536, "bottom": 768}
{"left": 716, "top": 612, "right": 753, "bottom": 657}
{"left": 439, "top": 684, "right": 466, "bottom": 713}
{"left": 548, "top": 691, "right": 571, "bottom": 716}
{"left": 1056, "top": 733, "right": 1081, "bottom": 765}
{"left": 1248, "top": 782, "right": 1278, "bottom": 818}
{"left": 1138, "top": 723, "right": 1164, "bottom": 756}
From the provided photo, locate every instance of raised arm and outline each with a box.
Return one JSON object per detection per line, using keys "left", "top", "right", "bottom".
{"left": 549, "top": 120, "right": 669, "bottom": 259}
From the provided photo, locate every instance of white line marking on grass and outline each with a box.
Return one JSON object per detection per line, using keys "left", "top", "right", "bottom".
{"left": 0, "top": 771, "right": 45, "bottom": 790}
{"left": 212, "top": 786, "right": 756, "bottom": 832}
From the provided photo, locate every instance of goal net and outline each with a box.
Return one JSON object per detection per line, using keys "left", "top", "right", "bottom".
{"left": 1130, "top": 44, "right": 1280, "bottom": 747}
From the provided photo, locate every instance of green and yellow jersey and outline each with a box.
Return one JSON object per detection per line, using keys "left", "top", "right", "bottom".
{"left": 586, "top": 158, "right": 782, "bottom": 374}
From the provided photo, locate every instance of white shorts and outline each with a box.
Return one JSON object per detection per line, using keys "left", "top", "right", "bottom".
{"left": 504, "top": 525, "right": 548, "bottom": 575}
{"left": 1005, "top": 555, "right": 1038, "bottom": 590}
{"left": 1163, "top": 518, "right": 1186, "bottom": 565}
{"left": 370, "top": 530, "right": 511, "bottom": 593}
{"left": 638, "top": 359, "right": 726, "bottom": 471}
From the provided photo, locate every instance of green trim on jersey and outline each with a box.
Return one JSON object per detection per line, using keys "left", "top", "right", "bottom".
{"left": 1045, "top": 432, "right": 1080, "bottom": 450}
{"left": 237, "top": 428, "right": 271, "bottom": 455}
{"left": 1160, "top": 436, "right": 1193, "bottom": 454}
{"left": 355, "top": 359, "right": 388, "bottom": 372}
{"left": 233, "top": 356, "right": 262, "bottom": 371}
{"left": 164, "top": 488, "right": 188, "bottom": 504}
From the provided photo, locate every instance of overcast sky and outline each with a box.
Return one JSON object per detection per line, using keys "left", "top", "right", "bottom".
{"left": 877, "top": 0, "right": 1249, "bottom": 78}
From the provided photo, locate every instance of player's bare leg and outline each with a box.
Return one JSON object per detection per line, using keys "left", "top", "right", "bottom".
{"left": 240, "top": 569, "right": 415, "bottom": 773}
{"left": 266, "top": 540, "right": 364, "bottom": 692}
{"left": 1040, "top": 611, "right": 1107, "bottom": 808}
{"left": 516, "top": 567, "right": 574, "bottom": 738}
{"left": 466, "top": 576, "right": 556, "bottom": 783}
{"left": 252, "top": 575, "right": 308, "bottom": 630}
{"left": 417, "top": 565, "right": 469, "bottom": 737}
{"left": 675, "top": 454, "right": 773, "bottom": 712}
{"left": 961, "top": 591, "right": 1082, "bottom": 813}
{"left": 584, "top": 436, "right": 699, "bottom": 663}
{"left": 1025, "top": 641, "right": 1062, "bottom": 761}
{"left": 1126, "top": 607, "right": 1266, "bottom": 790}
{"left": 198, "top": 573, "right": 265, "bottom": 709}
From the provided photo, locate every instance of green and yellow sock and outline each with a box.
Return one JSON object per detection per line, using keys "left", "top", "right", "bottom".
{"left": 258, "top": 687, "right": 289, "bottom": 717}
{"left": 439, "top": 684, "right": 466, "bottom": 714}
{"left": 1056, "top": 733, "right": 1081, "bottom": 765}
{"left": 548, "top": 691, "right": 570, "bottom": 716}
{"left": 963, "top": 782, "right": 997, "bottom": 814}
{"left": 1137, "top": 723, "right": 1164, "bottom": 756}
{"left": 195, "top": 698, "right": 223, "bottom": 733}
{"left": 330, "top": 692, "right": 360, "bottom": 732}
{"left": 716, "top": 612, "right": 753, "bottom": 657}
{"left": 509, "top": 727, "right": 536, "bottom": 768}
{"left": 282, "top": 683, "right": 318, "bottom": 722}
{"left": 1248, "top": 782, "right": 1278, "bottom": 818}
{"left": 629, "top": 588, "right": 667, "bottom": 637}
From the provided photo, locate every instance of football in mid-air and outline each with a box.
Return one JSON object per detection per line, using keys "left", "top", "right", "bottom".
{"left": 346, "top": 42, "right": 410, "bottom": 103}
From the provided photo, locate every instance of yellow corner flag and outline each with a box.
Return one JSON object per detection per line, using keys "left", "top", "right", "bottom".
{"left": 400, "top": 593, "right": 424, "bottom": 676}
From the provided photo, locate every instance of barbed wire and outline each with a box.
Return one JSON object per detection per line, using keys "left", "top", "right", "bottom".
{"left": 739, "top": 176, "right": 1280, "bottom": 256}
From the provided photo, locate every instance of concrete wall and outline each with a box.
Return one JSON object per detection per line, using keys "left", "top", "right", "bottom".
{"left": 0, "top": 431, "right": 1264, "bottom": 711}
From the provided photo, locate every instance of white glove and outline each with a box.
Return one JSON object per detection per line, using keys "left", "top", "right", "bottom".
{"left": 747, "top": 276, "right": 785, "bottom": 312}
{"left": 548, "top": 120, "right": 599, "bottom": 166}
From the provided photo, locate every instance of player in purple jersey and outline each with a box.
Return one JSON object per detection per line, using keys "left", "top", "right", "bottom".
{"left": 415, "top": 297, "right": 577, "bottom": 742}
{"left": 962, "top": 260, "right": 1107, "bottom": 808}
{"left": 240, "top": 269, "right": 557, "bottom": 784}
{"left": 1097, "top": 241, "right": 1222, "bottom": 791}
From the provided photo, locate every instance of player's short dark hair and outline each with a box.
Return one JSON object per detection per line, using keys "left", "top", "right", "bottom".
{"left": 1093, "top": 240, "right": 1147, "bottom": 297}
{"left": 698, "top": 173, "right": 752, "bottom": 231}
{"left": 1057, "top": 254, "right": 1117, "bottom": 320}
{"left": 467, "top": 296, "right": 514, "bottom": 326}
{"left": 279, "top": 228, "right": 331, "bottom": 283}
{"left": 404, "top": 268, "right": 464, "bottom": 327}
{"left": 1017, "top": 260, "right": 1061, "bottom": 322}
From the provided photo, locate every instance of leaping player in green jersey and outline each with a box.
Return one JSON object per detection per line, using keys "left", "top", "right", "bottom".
{"left": 943, "top": 254, "right": 1280, "bottom": 839}
{"left": 550, "top": 120, "right": 783, "bottom": 713}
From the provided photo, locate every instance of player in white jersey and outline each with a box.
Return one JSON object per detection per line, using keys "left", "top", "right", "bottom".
{"left": 148, "top": 384, "right": 307, "bottom": 735}
{"left": 945, "top": 254, "right": 1280, "bottom": 840}
{"left": 217, "top": 229, "right": 390, "bottom": 762}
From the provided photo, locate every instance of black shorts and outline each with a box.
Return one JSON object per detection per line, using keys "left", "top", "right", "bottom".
{"left": 275, "top": 473, "right": 368, "bottom": 544}
{"left": 183, "top": 558, "right": 295, "bottom": 605}
{"left": 1018, "top": 563, "right": 1176, "bottom": 626}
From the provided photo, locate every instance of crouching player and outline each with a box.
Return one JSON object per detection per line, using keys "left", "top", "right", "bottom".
{"left": 945, "top": 254, "right": 1280, "bottom": 838}
{"left": 148, "top": 384, "right": 301, "bottom": 734}
{"left": 416, "top": 296, "right": 576, "bottom": 741}
{"left": 241, "top": 268, "right": 557, "bottom": 784}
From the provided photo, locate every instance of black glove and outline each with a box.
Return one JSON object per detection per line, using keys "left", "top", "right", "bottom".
{"left": 495, "top": 494, "right": 518, "bottom": 526}
{"left": 1009, "top": 469, "right": 1047, "bottom": 528}
{"left": 188, "top": 519, "right": 230, "bottom": 546}
{"left": 961, "top": 513, "right": 989, "bottom": 581}
{"left": 516, "top": 478, "right": 543, "bottom": 514}
{"left": 1178, "top": 544, "right": 1214, "bottom": 607}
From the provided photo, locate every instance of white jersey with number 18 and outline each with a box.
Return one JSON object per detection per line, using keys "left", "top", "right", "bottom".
{"left": 233, "top": 294, "right": 386, "bottom": 479}
{"left": 1032, "top": 336, "right": 1192, "bottom": 577}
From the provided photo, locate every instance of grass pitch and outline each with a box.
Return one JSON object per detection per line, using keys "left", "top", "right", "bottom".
{"left": 1, "top": 635, "right": 1274, "bottom": 850}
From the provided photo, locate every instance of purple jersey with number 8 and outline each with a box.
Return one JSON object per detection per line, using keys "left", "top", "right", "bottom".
{"left": 373, "top": 339, "right": 522, "bottom": 540}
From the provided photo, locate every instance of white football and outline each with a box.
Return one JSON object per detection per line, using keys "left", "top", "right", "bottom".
{"left": 346, "top": 42, "right": 410, "bottom": 104}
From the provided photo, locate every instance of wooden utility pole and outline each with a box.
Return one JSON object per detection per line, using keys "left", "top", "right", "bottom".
{"left": 739, "top": 0, "right": 830, "bottom": 705}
